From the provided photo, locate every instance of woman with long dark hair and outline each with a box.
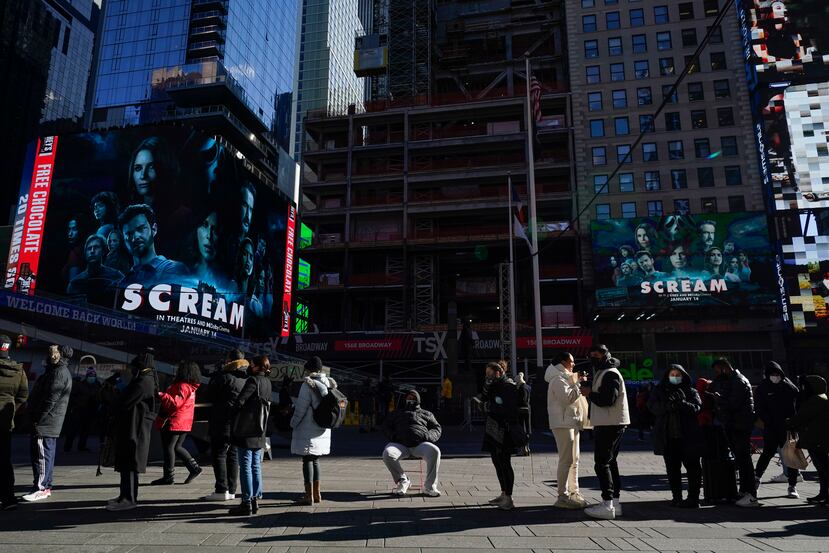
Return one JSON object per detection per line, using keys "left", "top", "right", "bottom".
{"left": 90, "top": 191, "right": 120, "bottom": 239}
{"left": 127, "top": 136, "right": 179, "bottom": 207}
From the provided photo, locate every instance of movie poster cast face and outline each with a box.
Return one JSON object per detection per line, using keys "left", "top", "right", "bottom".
{"left": 591, "top": 213, "right": 777, "bottom": 308}
{"left": 6, "top": 127, "right": 294, "bottom": 340}
{"left": 779, "top": 209, "right": 829, "bottom": 332}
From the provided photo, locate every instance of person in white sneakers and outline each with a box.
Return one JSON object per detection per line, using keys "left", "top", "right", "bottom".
{"left": 581, "top": 344, "right": 629, "bottom": 520}
{"left": 382, "top": 390, "right": 443, "bottom": 497}
{"left": 545, "top": 352, "right": 590, "bottom": 509}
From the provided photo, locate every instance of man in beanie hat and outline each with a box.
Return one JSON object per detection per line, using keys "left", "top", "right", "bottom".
{"left": 755, "top": 360, "right": 801, "bottom": 497}
{"left": 0, "top": 335, "right": 28, "bottom": 509}
{"left": 23, "top": 344, "right": 73, "bottom": 501}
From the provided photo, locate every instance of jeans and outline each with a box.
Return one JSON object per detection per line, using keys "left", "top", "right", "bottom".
{"left": 161, "top": 429, "right": 195, "bottom": 478}
{"left": 382, "top": 441, "right": 441, "bottom": 491}
{"left": 490, "top": 447, "right": 515, "bottom": 496}
{"left": 211, "top": 436, "right": 238, "bottom": 494}
{"left": 593, "top": 425, "right": 625, "bottom": 501}
{"left": 809, "top": 447, "right": 829, "bottom": 498}
{"left": 552, "top": 428, "right": 580, "bottom": 497}
{"left": 302, "top": 455, "right": 320, "bottom": 484}
{"left": 755, "top": 430, "right": 798, "bottom": 485}
{"left": 120, "top": 470, "right": 139, "bottom": 502}
{"left": 726, "top": 428, "right": 756, "bottom": 496}
{"left": 30, "top": 435, "right": 57, "bottom": 491}
{"left": 237, "top": 448, "right": 263, "bottom": 503}
{"left": 664, "top": 438, "right": 702, "bottom": 501}
{"left": 0, "top": 431, "right": 13, "bottom": 503}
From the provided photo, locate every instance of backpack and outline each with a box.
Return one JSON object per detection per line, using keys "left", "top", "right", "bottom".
{"left": 312, "top": 383, "right": 348, "bottom": 429}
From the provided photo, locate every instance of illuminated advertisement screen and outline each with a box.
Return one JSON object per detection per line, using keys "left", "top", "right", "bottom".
{"left": 4, "top": 127, "right": 295, "bottom": 340}
{"left": 591, "top": 213, "right": 777, "bottom": 308}
{"left": 778, "top": 209, "right": 829, "bottom": 332}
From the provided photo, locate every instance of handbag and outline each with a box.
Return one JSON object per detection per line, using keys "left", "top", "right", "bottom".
{"left": 485, "top": 416, "right": 505, "bottom": 444}
{"left": 782, "top": 431, "right": 809, "bottom": 471}
{"left": 232, "top": 378, "right": 271, "bottom": 439}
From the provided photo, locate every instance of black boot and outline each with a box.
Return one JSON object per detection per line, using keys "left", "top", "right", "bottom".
{"left": 150, "top": 474, "right": 175, "bottom": 486}
{"left": 251, "top": 497, "right": 259, "bottom": 514}
{"left": 184, "top": 459, "right": 203, "bottom": 485}
{"left": 229, "top": 500, "right": 251, "bottom": 516}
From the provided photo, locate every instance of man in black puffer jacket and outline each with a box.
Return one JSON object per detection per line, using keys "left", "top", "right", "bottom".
{"left": 754, "top": 361, "right": 800, "bottom": 497}
{"left": 382, "top": 390, "right": 443, "bottom": 497}
{"left": 24, "top": 345, "right": 73, "bottom": 502}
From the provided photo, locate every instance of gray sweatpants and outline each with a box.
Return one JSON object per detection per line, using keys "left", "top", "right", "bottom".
{"left": 382, "top": 442, "right": 441, "bottom": 490}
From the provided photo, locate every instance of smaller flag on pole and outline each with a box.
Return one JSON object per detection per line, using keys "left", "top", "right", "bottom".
{"left": 511, "top": 185, "right": 533, "bottom": 250}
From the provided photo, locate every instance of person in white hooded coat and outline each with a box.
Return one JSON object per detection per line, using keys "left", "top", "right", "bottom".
{"left": 545, "top": 351, "right": 590, "bottom": 509}
{"left": 290, "top": 356, "right": 336, "bottom": 505}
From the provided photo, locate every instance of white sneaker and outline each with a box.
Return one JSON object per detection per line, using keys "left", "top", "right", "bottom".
{"left": 22, "top": 489, "right": 51, "bottom": 502}
{"left": 392, "top": 478, "right": 411, "bottom": 496}
{"left": 787, "top": 486, "right": 799, "bottom": 499}
{"left": 612, "top": 498, "right": 623, "bottom": 517}
{"left": 770, "top": 473, "right": 788, "bottom": 483}
{"left": 201, "top": 491, "right": 235, "bottom": 501}
{"left": 424, "top": 487, "right": 442, "bottom": 497}
{"left": 105, "top": 498, "right": 137, "bottom": 511}
{"left": 554, "top": 497, "right": 581, "bottom": 509}
{"left": 585, "top": 500, "right": 615, "bottom": 520}
{"left": 735, "top": 493, "right": 759, "bottom": 508}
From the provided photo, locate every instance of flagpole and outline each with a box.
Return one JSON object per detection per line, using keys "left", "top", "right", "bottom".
{"left": 525, "top": 56, "right": 544, "bottom": 371}
{"left": 507, "top": 173, "right": 518, "bottom": 377}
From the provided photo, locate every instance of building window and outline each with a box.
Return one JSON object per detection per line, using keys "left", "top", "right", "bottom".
{"left": 665, "top": 112, "right": 682, "bottom": 131}
{"left": 588, "top": 91, "right": 603, "bottom": 111}
{"left": 674, "top": 198, "right": 691, "bottom": 214}
{"left": 608, "top": 37, "right": 623, "bottom": 56}
{"left": 593, "top": 146, "right": 607, "bottom": 166}
{"left": 630, "top": 8, "right": 645, "bottom": 26}
{"left": 583, "top": 15, "right": 597, "bottom": 32}
{"left": 682, "top": 28, "right": 698, "bottom": 47}
{"left": 615, "top": 116, "right": 630, "bottom": 135}
{"left": 612, "top": 89, "right": 627, "bottom": 108}
{"left": 713, "top": 79, "right": 731, "bottom": 98}
{"left": 671, "top": 169, "right": 688, "bottom": 189}
{"left": 617, "top": 144, "right": 632, "bottom": 164}
{"left": 619, "top": 172, "right": 634, "bottom": 192}
{"left": 622, "top": 202, "right": 638, "bottom": 219}
{"left": 639, "top": 114, "right": 655, "bottom": 132}
{"left": 668, "top": 140, "right": 685, "bottom": 160}
{"left": 647, "top": 200, "right": 664, "bottom": 216}
{"left": 717, "top": 107, "right": 734, "bottom": 126}
{"left": 605, "top": 0, "right": 618, "bottom": 4}
{"left": 701, "top": 197, "right": 718, "bottom": 213}
{"left": 590, "top": 119, "right": 605, "bottom": 137}
{"left": 704, "top": 0, "right": 719, "bottom": 16}
{"left": 634, "top": 60, "right": 649, "bottom": 79}
{"left": 691, "top": 109, "right": 708, "bottom": 128}
{"left": 657, "top": 31, "right": 672, "bottom": 50}
{"left": 688, "top": 82, "right": 704, "bottom": 101}
{"left": 654, "top": 5, "right": 669, "bottom": 24}
{"left": 594, "top": 174, "right": 609, "bottom": 194}
{"left": 645, "top": 171, "right": 661, "bottom": 191}
{"left": 721, "top": 136, "right": 738, "bottom": 156}
{"left": 610, "top": 62, "right": 625, "bottom": 81}
{"left": 662, "top": 85, "right": 678, "bottom": 103}
{"left": 585, "top": 40, "right": 599, "bottom": 58}
{"left": 586, "top": 65, "right": 601, "bottom": 84}
{"left": 725, "top": 165, "right": 742, "bottom": 186}
{"left": 659, "top": 57, "right": 675, "bottom": 76}
{"left": 679, "top": 2, "right": 694, "bottom": 19}
{"left": 606, "top": 11, "right": 621, "bottom": 29}
{"left": 632, "top": 34, "right": 647, "bottom": 53}
{"left": 684, "top": 55, "right": 700, "bottom": 74}
{"left": 698, "top": 167, "right": 715, "bottom": 187}
{"left": 643, "top": 142, "right": 658, "bottom": 162}
{"left": 596, "top": 203, "right": 611, "bottom": 220}
{"left": 728, "top": 195, "right": 745, "bottom": 212}
{"left": 710, "top": 52, "right": 727, "bottom": 70}
{"left": 581, "top": 0, "right": 595, "bottom": 7}
{"left": 695, "top": 138, "right": 711, "bottom": 158}
{"left": 637, "top": 87, "right": 653, "bottom": 105}
{"left": 708, "top": 25, "right": 723, "bottom": 43}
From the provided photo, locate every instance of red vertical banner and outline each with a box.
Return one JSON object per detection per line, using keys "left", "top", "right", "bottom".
{"left": 7, "top": 137, "right": 58, "bottom": 295}
{"left": 280, "top": 204, "right": 297, "bottom": 337}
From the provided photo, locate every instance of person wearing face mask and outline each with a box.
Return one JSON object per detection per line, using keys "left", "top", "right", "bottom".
{"left": 63, "top": 368, "right": 101, "bottom": 453}
{"left": 754, "top": 361, "right": 801, "bottom": 498}
{"left": 786, "top": 375, "right": 829, "bottom": 506}
{"left": 580, "top": 344, "right": 629, "bottom": 520}
{"left": 648, "top": 365, "right": 703, "bottom": 508}
{"left": 381, "top": 388, "right": 443, "bottom": 498}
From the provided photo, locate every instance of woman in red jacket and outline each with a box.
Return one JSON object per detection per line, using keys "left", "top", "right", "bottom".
{"left": 151, "top": 362, "right": 202, "bottom": 485}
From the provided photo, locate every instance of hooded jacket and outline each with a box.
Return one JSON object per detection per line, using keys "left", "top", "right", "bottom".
{"left": 28, "top": 357, "right": 73, "bottom": 437}
{"left": 382, "top": 390, "right": 442, "bottom": 448}
{"left": 786, "top": 375, "right": 829, "bottom": 452}
{"left": 0, "top": 357, "right": 28, "bottom": 432}
{"left": 291, "top": 372, "right": 337, "bottom": 456}
{"left": 647, "top": 366, "right": 703, "bottom": 456}
{"left": 754, "top": 361, "right": 799, "bottom": 434}
{"left": 709, "top": 368, "right": 754, "bottom": 432}
{"left": 544, "top": 363, "right": 590, "bottom": 430}
{"left": 155, "top": 381, "right": 199, "bottom": 432}
{"left": 206, "top": 359, "right": 248, "bottom": 438}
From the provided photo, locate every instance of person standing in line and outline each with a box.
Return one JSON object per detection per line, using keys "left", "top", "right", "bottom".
{"left": 358, "top": 378, "right": 376, "bottom": 433}
{"left": 0, "top": 335, "right": 28, "bottom": 510}
{"left": 23, "top": 345, "right": 73, "bottom": 502}
{"left": 545, "top": 351, "right": 589, "bottom": 509}
{"left": 709, "top": 358, "right": 758, "bottom": 507}
{"left": 228, "top": 355, "right": 272, "bottom": 516}
{"left": 203, "top": 349, "right": 248, "bottom": 501}
{"left": 581, "top": 344, "right": 630, "bottom": 520}
{"left": 290, "top": 356, "right": 336, "bottom": 505}
{"left": 648, "top": 364, "right": 703, "bottom": 508}
{"left": 151, "top": 361, "right": 202, "bottom": 485}
{"left": 107, "top": 349, "right": 159, "bottom": 511}
{"left": 786, "top": 375, "right": 829, "bottom": 506}
{"left": 63, "top": 367, "right": 101, "bottom": 453}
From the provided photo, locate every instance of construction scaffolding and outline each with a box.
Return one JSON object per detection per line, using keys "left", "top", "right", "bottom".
{"left": 387, "top": 0, "right": 431, "bottom": 101}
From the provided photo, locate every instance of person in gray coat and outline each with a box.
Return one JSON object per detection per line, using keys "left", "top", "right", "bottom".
{"left": 23, "top": 345, "right": 73, "bottom": 502}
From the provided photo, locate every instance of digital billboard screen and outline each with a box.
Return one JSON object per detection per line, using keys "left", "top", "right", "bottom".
{"left": 4, "top": 127, "right": 295, "bottom": 340}
{"left": 591, "top": 213, "right": 777, "bottom": 308}
{"left": 778, "top": 209, "right": 829, "bottom": 332}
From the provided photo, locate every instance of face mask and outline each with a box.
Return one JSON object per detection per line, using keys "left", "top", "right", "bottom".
{"left": 590, "top": 357, "right": 604, "bottom": 369}
{"left": 86, "top": 377, "right": 96, "bottom": 384}
{"left": 769, "top": 375, "right": 782, "bottom": 384}
{"left": 668, "top": 376, "right": 682, "bottom": 386}
{"left": 404, "top": 400, "right": 417, "bottom": 410}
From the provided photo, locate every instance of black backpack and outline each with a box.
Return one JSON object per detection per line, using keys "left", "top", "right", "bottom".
{"left": 312, "top": 384, "right": 348, "bottom": 429}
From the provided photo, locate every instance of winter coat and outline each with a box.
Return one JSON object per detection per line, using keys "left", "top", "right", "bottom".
{"left": 155, "top": 381, "right": 199, "bottom": 432}
{"left": 647, "top": 367, "right": 703, "bottom": 457}
{"left": 28, "top": 359, "right": 72, "bottom": 438}
{"left": 291, "top": 373, "right": 336, "bottom": 456}
{"left": 709, "top": 369, "right": 754, "bottom": 432}
{"left": 114, "top": 368, "right": 159, "bottom": 473}
{"left": 786, "top": 375, "right": 829, "bottom": 452}
{"left": 544, "top": 363, "right": 590, "bottom": 430}
{"left": 206, "top": 359, "right": 247, "bottom": 438}
{"left": 382, "top": 390, "right": 442, "bottom": 448}
{"left": 481, "top": 377, "right": 520, "bottom": 453}
{"left": 755, "top": 363, "right": 798, "bottom": 436}
{"left": 230, "top": 374, "right": 272, "bottom": 450}
{"left": 696, "top": 378, "right": 715, "bottom": 427}
{"left": 0, "top": 357, "right": 28, "bottom": 432}
{"left": 67, "top": 378, "right": 100, "bottom": 417}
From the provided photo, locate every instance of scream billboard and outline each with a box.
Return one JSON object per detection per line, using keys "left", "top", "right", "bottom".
{"left": 591, "top": 213, "right": 777, "bottom": 308}
{"left": 4, "top": 127, "right": 295, "bottom": 340}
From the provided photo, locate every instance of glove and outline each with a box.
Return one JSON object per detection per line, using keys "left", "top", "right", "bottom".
{"left": 516, "top": 372, "right": 526, "bottom": 385}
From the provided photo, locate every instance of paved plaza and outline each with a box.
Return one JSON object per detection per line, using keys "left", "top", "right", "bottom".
{"left": 1, "top": 430, "right": 827, "bottom": 553}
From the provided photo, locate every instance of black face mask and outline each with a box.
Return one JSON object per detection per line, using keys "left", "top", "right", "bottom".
{"left": 404, "top": 400, "right": 417, "bottom": 410}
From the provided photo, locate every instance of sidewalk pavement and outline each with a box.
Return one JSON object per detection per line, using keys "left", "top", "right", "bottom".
{"left": 2, "top": 429, "right": 827, "bottom": 553}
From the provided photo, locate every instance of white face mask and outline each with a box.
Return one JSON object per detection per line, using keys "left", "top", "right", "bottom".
{"left": 668, "top": 376, "right": 682, "bottom": 386}
{"left": 769, "top": 375, "right": 782, "bottom": 384}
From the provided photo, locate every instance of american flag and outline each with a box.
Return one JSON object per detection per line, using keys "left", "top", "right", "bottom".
{"left": 530, "top": 77, "right": 542, "bottom": 123}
